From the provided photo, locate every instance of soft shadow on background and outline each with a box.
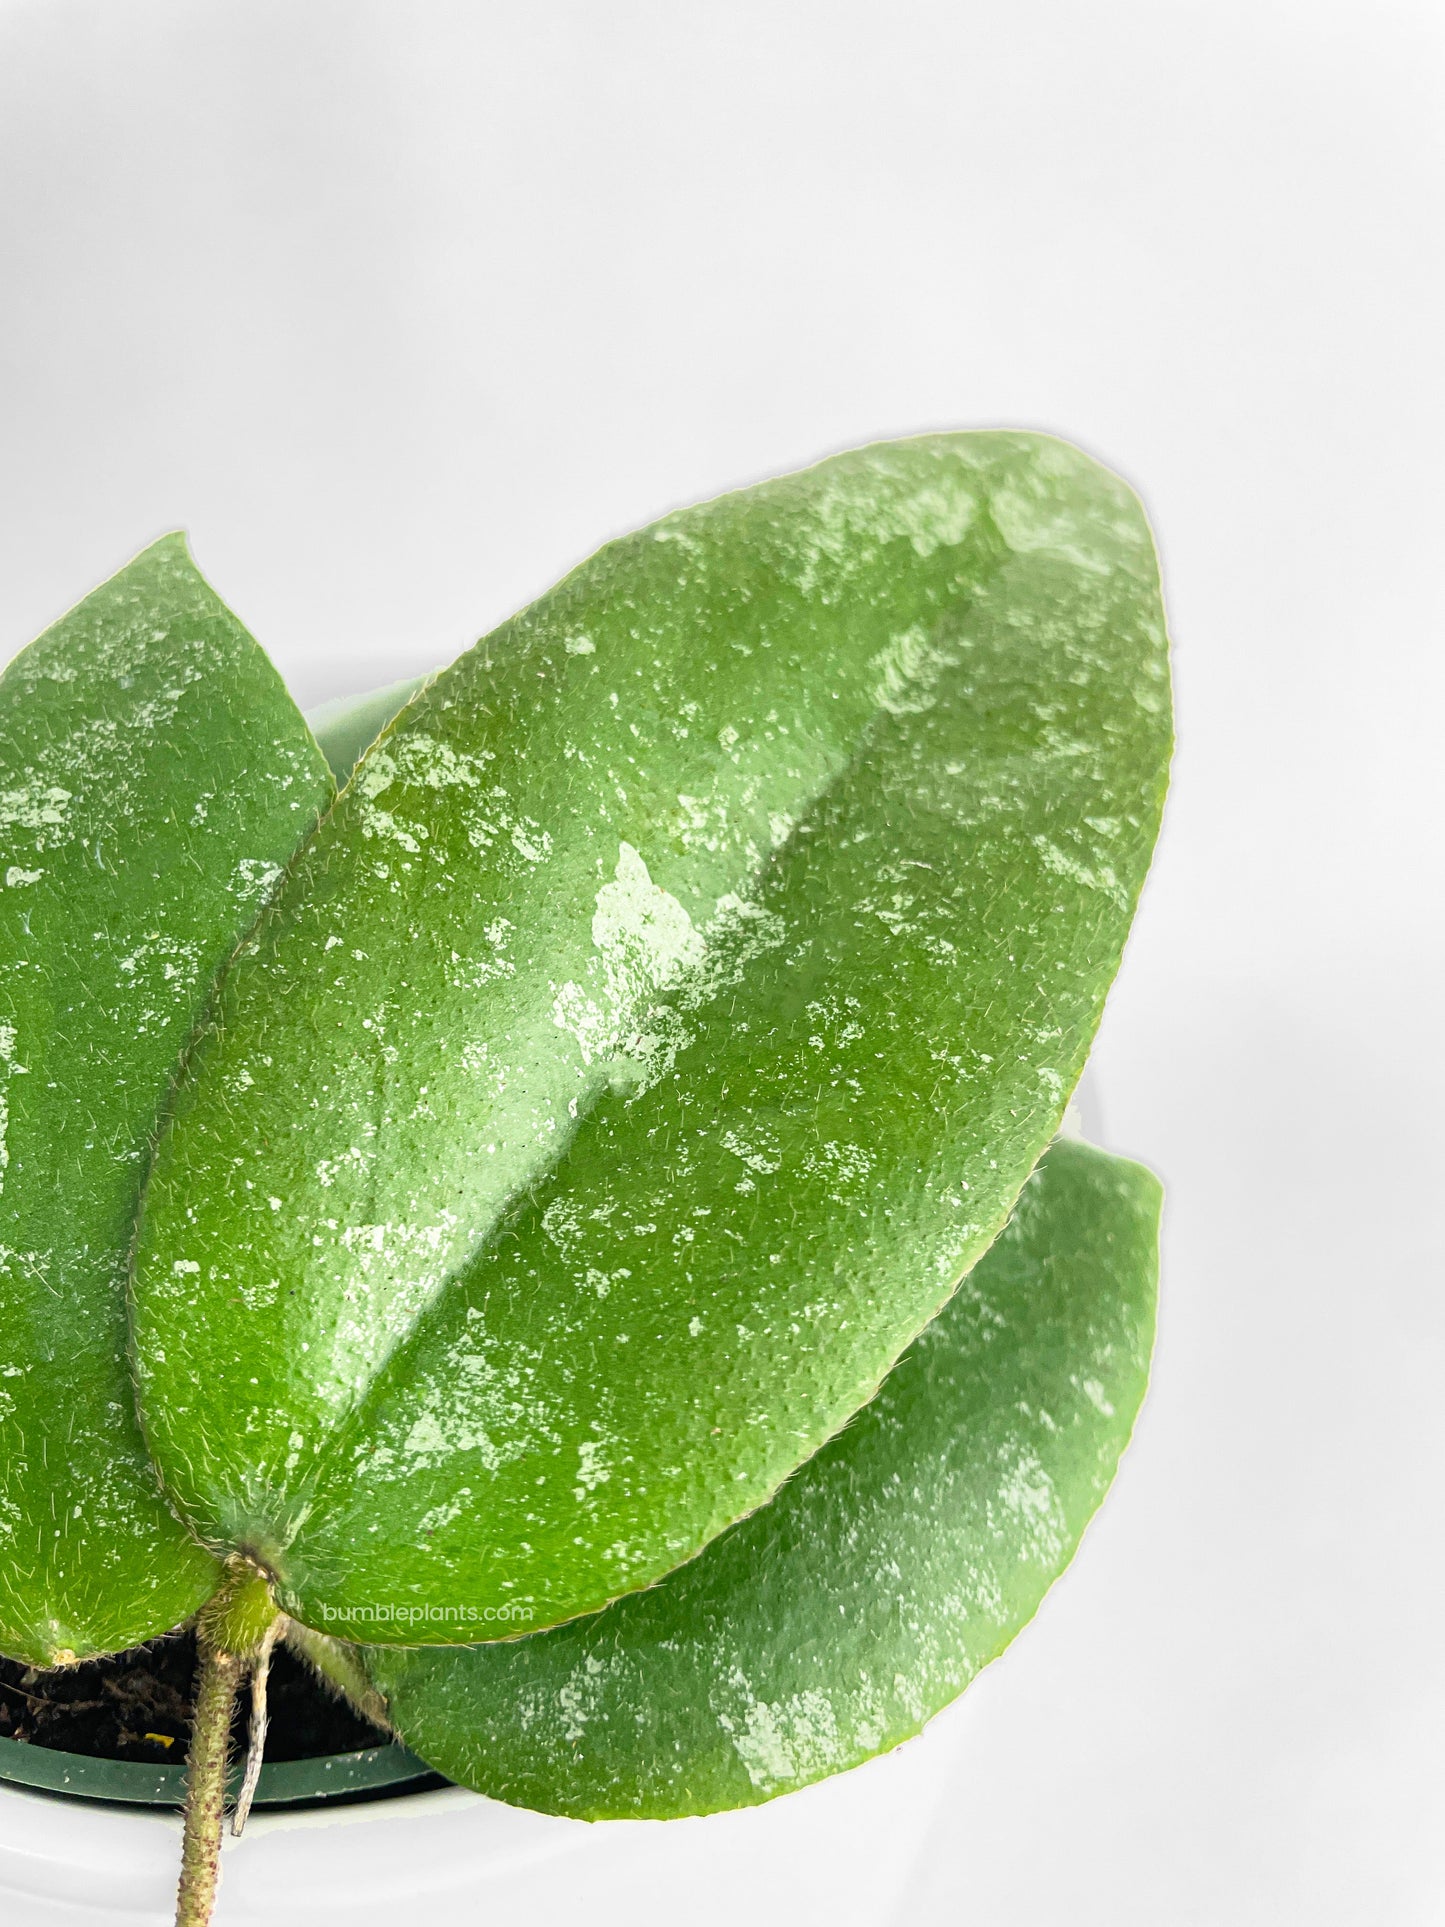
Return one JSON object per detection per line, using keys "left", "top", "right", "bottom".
{"left": 1, "top": 3, "right": 1441, "bottom": 1922}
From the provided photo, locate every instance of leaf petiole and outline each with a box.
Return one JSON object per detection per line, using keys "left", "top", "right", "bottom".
{"left": 283, "top": 1619, "right": 393, "bottom": 1736}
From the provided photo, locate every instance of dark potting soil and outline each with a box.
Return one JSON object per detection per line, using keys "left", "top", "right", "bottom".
{"left": 0, "top": 1630, "right": 390, "bottom": 1766}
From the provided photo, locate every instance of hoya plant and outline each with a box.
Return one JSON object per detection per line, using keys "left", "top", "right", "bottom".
{"left": 0, "top": 433, "right": 1170, "bottom": 1925}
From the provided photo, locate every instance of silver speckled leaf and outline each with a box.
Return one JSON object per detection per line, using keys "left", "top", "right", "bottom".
{"left": 130, "top": 435, "right": 1171, "bottom": 1641}
{"left": 0, "top": 536, "right": 333, "bottom": 1663}
{"left": 361, "top": 1137, "right": 1159, "bottom": 1814}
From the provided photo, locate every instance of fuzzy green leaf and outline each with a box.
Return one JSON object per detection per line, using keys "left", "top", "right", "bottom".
{"left": 130, "top": 434, "right": 1170, "bottom": 1641}
{"left": 0, "top": 536, "right": 334, "bottom": 1663}
{"left": 362, "top": 1138, "right": 1159, "bottom": 1815}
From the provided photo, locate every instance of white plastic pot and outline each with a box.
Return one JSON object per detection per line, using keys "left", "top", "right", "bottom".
{"left": 0, "top": 1705, "right": 976, "bottom": 1925}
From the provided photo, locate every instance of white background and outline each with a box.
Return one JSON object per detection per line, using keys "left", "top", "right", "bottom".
{"left": 1, "top": 4, "right": 1441, "bottom": 1922}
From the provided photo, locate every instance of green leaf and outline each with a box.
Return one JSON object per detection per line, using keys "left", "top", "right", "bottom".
{"left": 0, "top": 535, "right": 334, "bottom": 1664}
{"left": 130, "top": 433, "right": 1171, "bottom": 1640}
{"left": 361, "top": 1138, "right": 1160, "bottom": 1816}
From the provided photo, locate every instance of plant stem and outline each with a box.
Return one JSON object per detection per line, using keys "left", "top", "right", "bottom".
{"left": 175, "top": 1640, "right": 244, "bottom": 1927}
{"left": 283, "top": 1618, "right": 393, "bottom": 1734}
{"left": 174, "top": 1559, "right": 284, "bottom": 1927}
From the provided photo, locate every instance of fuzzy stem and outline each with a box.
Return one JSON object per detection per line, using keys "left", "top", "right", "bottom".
{"left": 283, "top": 1619, "right": 393, "bottom": 1734}
{"left": 175, "top": 1641, "right": 244, "bottom": 1927}
{"left": 175, "top": 1559, "right": 283, "bottom": 1927}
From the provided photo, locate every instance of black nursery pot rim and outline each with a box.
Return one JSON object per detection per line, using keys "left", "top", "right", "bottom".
{"left": 0, "top": 1733, "right": 444, "bottom": 1811}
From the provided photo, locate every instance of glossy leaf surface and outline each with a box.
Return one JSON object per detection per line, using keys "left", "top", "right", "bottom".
{"left": 364, "top": 1138, "right": 1160, "bottom": 1816}
{"left": 0, "top": 537, "right": 333, "bottom": 1663}
{"left": 131, "top": 434, "right": 1171, "bottom": 1639}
